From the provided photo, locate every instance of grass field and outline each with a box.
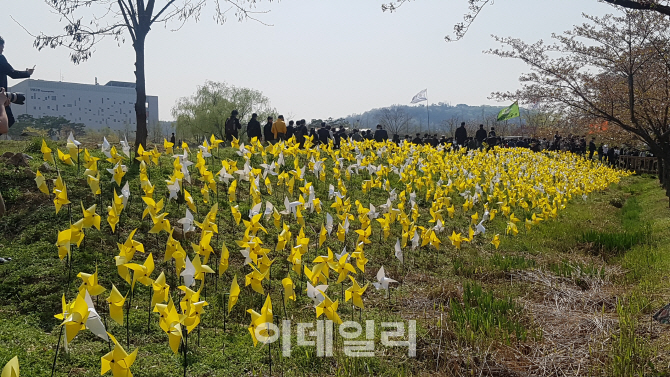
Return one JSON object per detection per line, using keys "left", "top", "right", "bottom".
{"left": 0, "top": 138, "right": 669, "bottom": 376}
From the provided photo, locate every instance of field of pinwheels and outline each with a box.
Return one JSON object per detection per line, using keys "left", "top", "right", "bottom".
{"left": 1, "top": 135, "right": 670, "bottom": 377}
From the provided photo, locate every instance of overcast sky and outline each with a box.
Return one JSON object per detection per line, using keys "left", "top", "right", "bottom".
{"left": 3, "top": 0, "right": 613, "bottom": 121}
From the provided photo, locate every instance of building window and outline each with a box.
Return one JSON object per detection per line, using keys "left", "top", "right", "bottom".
{"left": 52, "top": 96, "right": 56, "bottom": 100}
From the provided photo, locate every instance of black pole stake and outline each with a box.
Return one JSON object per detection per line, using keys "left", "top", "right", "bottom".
{"left": 50, "top": 326, "right": 63, "bottom": 377}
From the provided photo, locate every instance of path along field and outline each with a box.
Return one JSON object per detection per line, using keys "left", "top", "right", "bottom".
{"left": 0, "top": 136, "right": 669, "bottom": 376}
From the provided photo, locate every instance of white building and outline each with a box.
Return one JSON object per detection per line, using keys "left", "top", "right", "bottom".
{"left": 9, "top": 79, "right": 159, "bottom": 131}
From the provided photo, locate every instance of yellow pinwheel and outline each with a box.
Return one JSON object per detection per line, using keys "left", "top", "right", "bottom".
{"left": 163, "top": 138, "right": 174, "bottom": 154}
{"left": 1, "top": 356, "right": 19, "bottom": 377}
{"left": 81, "top": 203, "right": 101, "bottom": 230}
{"left": 345, "top": 276, "right": 368, "bottom": 309}
{"left": 41, "top": 139, "right": 54, "bottom": 163}
{"left": 107, "top": 285, "right": 126, "bottom": 325}
{"left": 125, "top": 253, "right": 155, "bottom": 290}
{"left": 319, "top": 224, "right": 327, "bottom": 247}
{"left": 491, "top": 234, "right": 501, "bottom": 249}
{"left": 331, "top": 252, "right": 357, "bottom": 284}
{"left": 183, "top": 188, "right": 197, "bottom": 212}
{"left": 315, "top": 290, "right": 343, "bottom": 324}
{"left": 191, "top": 231, "right": 214, "bottom": 263}
{"left": 245, "top": 263, "right": 268, "bottom": 294}
{"left": 154, "top": 299, "right": 183, "bottom": 354}
{"left": 77, "top": 266, "right": 106, "bottom": 296}
{"left": 101, "top": 333, "right": 138, "bottom": 377}
{"left": 183, "top": 300, "right": 209, "bottom": 333}
{"left": 59, "top": 292, "right": 89, "bottom": 343}
{"left": 151, "top": 272, "right": 170, "bottom": 308}
{"left": 34, "top": 171, "right": 49, "bottom": 195}
{"left": 57, "top": 148, "right": 75, "bottom": 166}
{"left": 141, "top": 197, "right": 164, "bottom": 220}
{"left": 108, "top": 161, "right": 127, "bottom": 186}
{"left": 53, "top": 179, "right": 70, "bottom": 214}
{"left": 149, "top": 212, "right": 171, "bottom": 234}
{"left": 228, "top": 275, "right": 240, "bottom": 313}
{"left": 282, "top": 275, "right": 296, "bottom": 305}
{"left": 107, "top": 204, "right": 120, "bottom": 233}
{"left": 165, "top": 230, "right": 187, "bottom": 274}
{"left": 87, "top": 173, "right": 101, "bottom": 195}
{"left": 219, "top": 243, "right": 230, "bottom": 276}
{"left": 355, "top": 225, "right": 372, "bottom": 245}
{"left": 231, "top": 205, "right": 241, "bottom": 225}
{"left": 448, "top": 231, "right": 463, "bottom": 249}
{"left": 247, "top": 295, "right": 273, "bottom": 346}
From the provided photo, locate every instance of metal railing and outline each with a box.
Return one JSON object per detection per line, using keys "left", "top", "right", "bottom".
{"left": 616, "top": 155, "right": 658, "bottom": 174}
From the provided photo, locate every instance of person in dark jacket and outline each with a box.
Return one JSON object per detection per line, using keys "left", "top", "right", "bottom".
{"left": 296, "top": 119, "right": 308, "bottom": 147}
{"left": 475, "top": 124, "right": 487, "bottom": 146}
{"left": 588, "top": 138, "right": 596, "bottom": 159}
{"left": 247, "top": 113, "right": 262, "bottom": 141}
{"left": 263, "top": 116, "right": 274, "bottom": 144}
{"left": 392, "top": 134, "right": 400, "bottom": 145}
{"left": 455, "top": 122, "right": 468, "bottom": 147}
{"left": 0, "top": 37, "right": 34, "bottom": 127}
{"left": 286, "top": 120, "right": 295, "bottom": 140}
{"left": 373, "top": 124, "right": 389, "bottom": 142}
{"left": 412, "top": 133, "right": 423, "bottom": 145}
{"left": 170, "top": 133, "right": 176, "bottom": 144}
{"left": 317, "top": 122, "right": 331, "bottom": 145}
{"left": 224, "top": 109, "right": 241, "bottom": 142}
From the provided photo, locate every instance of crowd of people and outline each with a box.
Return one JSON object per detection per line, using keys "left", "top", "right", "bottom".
{"left": 221, "top": 112, "right": 640, "bottom": 166}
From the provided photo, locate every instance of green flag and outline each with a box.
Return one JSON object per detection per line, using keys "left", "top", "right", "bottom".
{"left": 497, "top": 101, "right": 520, "bottom": 121}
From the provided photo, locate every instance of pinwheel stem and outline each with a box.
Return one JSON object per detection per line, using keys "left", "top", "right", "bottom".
{"left": 103, "top": 314, "right": 111, "bottom": 351}
{"left": 268, "top": 341, "right": 272, "bottom": 376}
{"left": 183, "top": 330, "right": 188, "bottom": 377}
{"left": 147, "top": 289, "right": 152, "bottom": 334}
{"left": 126, "top": 289, "right": 133, "bottom": 349}
{"left": 49, "top": 326, "right": 63, "bottom": 377}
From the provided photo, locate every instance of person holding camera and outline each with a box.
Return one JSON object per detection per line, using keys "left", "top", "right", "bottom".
{"left": 0, "top": 36, "right": 34, "bottom": 128}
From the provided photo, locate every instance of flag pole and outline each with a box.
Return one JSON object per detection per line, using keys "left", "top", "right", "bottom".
{"left": 426, "top": 90, "right": 430, "bottom": 134}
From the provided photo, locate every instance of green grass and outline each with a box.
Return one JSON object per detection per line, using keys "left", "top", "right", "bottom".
{"left": 448, "top": 282, "right": 539, "bottom": 344}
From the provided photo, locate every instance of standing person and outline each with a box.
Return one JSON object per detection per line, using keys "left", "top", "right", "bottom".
{"left": 272, "top": 115, "right": 287, "bottom": 141}
{"left": 455, "top": 122, "right": 468, "bottom": 147}
{"left": 286, "top": 120, "right": 295, "bottom": 140}
{"left": 374, "top": 124, "right": 389, "bottom": 142}
{"left": 224, "top": 109, "right": 241, "bottom": 142}
{"left": 392, "top": 134, "right": 400, "bottom": 145}
{"left": 412, "top": 133, "right": 423, "bottom": 145}
{"left": 0, "top": 36, "right": 35, "bottom": 128}
{"left": 333, "top": 128, "right": 342, "bottom": 149}
{"left": 351, "top": 129, "right": 363, "bottom": 142}
{"left": 263, "top": 116, "right": 274, "bottom": 144}
{"left": 317, "top": 122, "right": 330, "bottom": 145}
{"left": 247, "top": 113, "right": 262, "bottom": 141}
{"left": 170, "top": 132, "right": 176, "bottom": 144}
{"left": 588, "top": 138, "right": 596, "bottom": 159}
{"left": 475, "top": 124, "right": 487, "bottom": 147}
{"left": 296, "top": 119, "right": 308, "bottom": 147}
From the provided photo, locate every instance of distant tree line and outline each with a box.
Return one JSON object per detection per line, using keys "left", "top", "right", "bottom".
{"left": 6, "top": 114, "right": 86, "bottom": 138}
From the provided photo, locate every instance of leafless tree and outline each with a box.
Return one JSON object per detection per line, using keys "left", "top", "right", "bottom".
{"left": 377, "top": 105, "right": 414, "bottom": 135}
{"left": 382, "top": 0, "right": 670, "bottom": 42}
{"left": 30, "top": 0, "right": 273, "bottom": 153}
{"left": 489, "top": 10, "right": 670, "bottom": 201}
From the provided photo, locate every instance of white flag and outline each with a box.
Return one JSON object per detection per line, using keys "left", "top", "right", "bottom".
{"left": 410, "top": 89, "right": 427, "bottom": 104}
